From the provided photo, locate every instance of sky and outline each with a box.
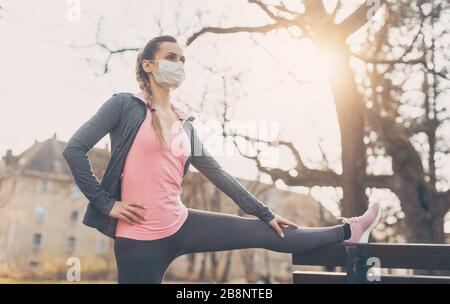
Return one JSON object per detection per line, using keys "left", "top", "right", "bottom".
{"left": 0, "top": 0, "right": 449, "bottom": 228}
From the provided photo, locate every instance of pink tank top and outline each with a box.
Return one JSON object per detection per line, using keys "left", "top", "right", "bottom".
{"left": 115, "top": 105, "right": 191, "bottom": 240}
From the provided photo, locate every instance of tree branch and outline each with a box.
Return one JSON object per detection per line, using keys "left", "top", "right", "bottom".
{"left": 69, "top": 17, "right": 139, "bottom": 75}
{"left": 303, "top": 0, "right": 327, "bottom": 16}
{"left": 186, "top": 19, "right": 299, "bottom": 46}
{"left": 354, "top": 55, "right": 425, "bottom": 65}
{"left": 247, "top": 0, "right": 286, "bottom": 22}
{"left": 365, "top": 174, "right": 397, "bottom": 189}
{"left": 227, "top": 128, "right": 397, "bottom": 190}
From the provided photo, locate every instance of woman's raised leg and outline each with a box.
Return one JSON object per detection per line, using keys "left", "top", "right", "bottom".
{"left": 175, "top": 208, "right": 345, "bottom": 256}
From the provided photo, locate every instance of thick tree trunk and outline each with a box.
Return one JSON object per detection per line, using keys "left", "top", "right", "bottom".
{"left": 396, "top": 181, "right": 445, "bottom": 244}
{"left": 365, "top": 109, "right": 447, "bottom": 245}
{"left": 326, "top": 40, "right": 368, "bottom": 217}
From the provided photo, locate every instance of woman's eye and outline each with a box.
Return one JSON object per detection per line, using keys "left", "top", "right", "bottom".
{"left": 167, "top": 56, "right": 184, "bottom": 64}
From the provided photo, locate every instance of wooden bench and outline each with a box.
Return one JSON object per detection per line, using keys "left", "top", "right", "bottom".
{"left": 292, "top": 243, "right": 450, "bottom": 284}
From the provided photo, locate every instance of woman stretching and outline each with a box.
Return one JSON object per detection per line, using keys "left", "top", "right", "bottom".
{"left": 63, "top": 35, "right": 383, "bottom": 284}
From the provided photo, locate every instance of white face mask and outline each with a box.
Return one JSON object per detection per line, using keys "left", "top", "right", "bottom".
{"left": 149, "top": 59, "right": 185, "bottom": 90}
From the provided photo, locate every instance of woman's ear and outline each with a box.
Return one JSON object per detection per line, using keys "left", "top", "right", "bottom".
{"left": 142, "top": 59, "right": 154, "bottom": 73}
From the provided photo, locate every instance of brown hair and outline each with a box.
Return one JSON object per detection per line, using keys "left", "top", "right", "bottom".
{"left": 135, "top": 35, "right": 178, "bottom": 149}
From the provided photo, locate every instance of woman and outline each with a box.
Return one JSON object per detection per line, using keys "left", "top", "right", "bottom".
{"left": 63, "top": 35, "right": 382, "bottom": 284}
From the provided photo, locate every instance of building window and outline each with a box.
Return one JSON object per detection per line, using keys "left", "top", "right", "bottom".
{"left": 29, "top": 260, "right": 40, "bottom": 272}
{"left": 32, "top": 233, "right": 42, "bottom": 250}
{"left": 35, "top": 206, "right": 46, "bottom": 223}
{"left": 70, "top": 211, "right": 78, "bottom": 223}
{"left": 71, "top": 185, "right": 82, "bottom": 198}
{"left": 255, "top": 251, "right": 263, "bottom": 262}
{"left": 37, "top": 179, "right": 50, "bottom": 193}
{"left": 96, "top": 239, "right": 109, "bottom": 255}
{"left": 67, "top": 236, "right": 76, "bottom": 252}
{"left": 53, "top": 160, "right": 62, "bottom": 170}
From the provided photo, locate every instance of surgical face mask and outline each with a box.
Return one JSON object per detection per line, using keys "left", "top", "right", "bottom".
{"left": 149, "top": 59, "right": 185, "bottom": 90}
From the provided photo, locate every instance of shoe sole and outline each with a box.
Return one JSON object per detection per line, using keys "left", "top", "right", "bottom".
{"left": 358, "top": 204, "right": 382, "bottom": 243}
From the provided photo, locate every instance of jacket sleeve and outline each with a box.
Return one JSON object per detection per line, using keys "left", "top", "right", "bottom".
{"left": 190, "top": 125, "right": 276, "bottom": 223}
{"left": 62, "top": 93, "right": 123, "bottom": 216}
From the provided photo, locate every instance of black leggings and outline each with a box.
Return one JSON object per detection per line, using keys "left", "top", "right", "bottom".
{"left": 114, "top": 208, "right": 345, "bottom": 284}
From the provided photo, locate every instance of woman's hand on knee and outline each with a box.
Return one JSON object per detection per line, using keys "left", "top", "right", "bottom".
{"left": 268, "top": 215, "right": 299, "bottom": 238}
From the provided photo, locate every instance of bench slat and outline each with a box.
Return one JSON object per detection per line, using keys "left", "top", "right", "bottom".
{"left": 292, "top": 243, "right": 450, "bottom": 271}
{"left": 293, "top": 271, "right": 346, "bottom": 284}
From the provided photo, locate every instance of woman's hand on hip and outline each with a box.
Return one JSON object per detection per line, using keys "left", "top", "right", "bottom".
{"left": 267, "top": 214, "right": 299, "bottom": 238}
{"left": 109, "top": 200, "right": 147, "bottom": 224}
